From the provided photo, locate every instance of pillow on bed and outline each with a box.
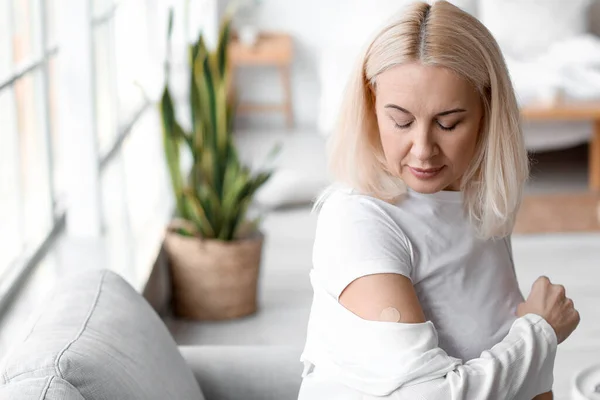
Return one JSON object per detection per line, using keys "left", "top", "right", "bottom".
{"left": 479, "top": 0, "right": 592, "bottom": 59}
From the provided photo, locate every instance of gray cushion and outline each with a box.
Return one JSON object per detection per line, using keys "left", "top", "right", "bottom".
{"left": 0, "top": 269, "right": 204, "bottom": 400}
{"left": 0, "top": 377, "right": 85, "bottom": 399}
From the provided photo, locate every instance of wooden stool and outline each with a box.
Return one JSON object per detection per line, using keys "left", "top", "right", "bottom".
{"left": 228, "top": 32, "right": 294, "bottom": 128}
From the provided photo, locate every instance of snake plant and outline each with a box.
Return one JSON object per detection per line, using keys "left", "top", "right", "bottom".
{"left": 160, "top": 7, "right": 278, "bottom": 241}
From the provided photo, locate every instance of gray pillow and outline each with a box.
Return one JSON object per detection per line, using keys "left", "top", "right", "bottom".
{"left": 0, "top": 269, "right": 204, "bottom": 400}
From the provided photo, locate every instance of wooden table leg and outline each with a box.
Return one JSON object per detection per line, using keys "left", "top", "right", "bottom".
{"left": 591, "top": 120, "right": 600, "bottom": 192}
{"left": 280, "top": 65, "right": 293, "bottom": 128}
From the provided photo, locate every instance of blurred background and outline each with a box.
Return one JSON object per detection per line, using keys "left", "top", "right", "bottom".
{"left": 0, "top": 1, "right": 599, "bottom": 399}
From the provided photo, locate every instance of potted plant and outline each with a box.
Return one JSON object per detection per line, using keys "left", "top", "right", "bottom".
{"left": 159, "top": 7, "right": 278, "bottom": 320}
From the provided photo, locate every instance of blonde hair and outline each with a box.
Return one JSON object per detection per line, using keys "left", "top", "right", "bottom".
{"left": 316, "top": 0, "right": 528, "bottom": 240}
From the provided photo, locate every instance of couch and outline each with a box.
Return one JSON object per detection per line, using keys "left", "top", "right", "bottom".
{"left": 0, "top": 269, "right": 303, "bottom": 399}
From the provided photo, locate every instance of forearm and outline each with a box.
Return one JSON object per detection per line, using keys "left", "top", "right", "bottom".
{"left": 303, "top": 274, "right": 558, "bottom": 399}
{"left": 390, "top": 314, "right": 557, "bottom": 399}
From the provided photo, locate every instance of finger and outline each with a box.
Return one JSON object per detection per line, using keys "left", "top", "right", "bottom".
{"left": 556, "top": 284, "right": 566, "bottom": 299}
{"left": 564, "top": 298, "right": 574, "bottom": 308}
{"left": 535, "top": 276, "right": 551, "bottom": 288}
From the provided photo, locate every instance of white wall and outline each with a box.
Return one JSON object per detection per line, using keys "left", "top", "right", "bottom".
{"left": 225, "top": 0, "right": 416, "bottom": 129}
{"left": 224, "top": 0, "right": 600, "bottom": 130}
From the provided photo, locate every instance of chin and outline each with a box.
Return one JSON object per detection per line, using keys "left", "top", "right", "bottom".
{"left": 402, "top": 175, "right": 448, "bottom": 194}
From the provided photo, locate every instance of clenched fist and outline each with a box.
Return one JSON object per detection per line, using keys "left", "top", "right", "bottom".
{"left": 516, "top": 276, "right": 580, "bottom": 344}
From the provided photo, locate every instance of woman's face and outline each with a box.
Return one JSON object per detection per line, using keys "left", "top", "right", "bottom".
{"left": 374, "top": 62, "right": 483, "bottom": 193}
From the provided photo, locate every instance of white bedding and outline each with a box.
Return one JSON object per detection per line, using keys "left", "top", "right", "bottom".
{"left": 507, "top": 34, "right": 600, "bottom": 106}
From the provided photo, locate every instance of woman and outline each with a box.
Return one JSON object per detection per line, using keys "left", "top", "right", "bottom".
{"left": 298, "top": 1, "right": 580, "bottom": 399}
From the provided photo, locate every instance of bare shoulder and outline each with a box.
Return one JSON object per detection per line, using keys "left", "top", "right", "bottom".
{"left": 339, "top": 273, "right": 426, "bottom": 324}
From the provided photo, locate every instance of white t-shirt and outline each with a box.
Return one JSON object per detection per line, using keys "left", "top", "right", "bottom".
{"left": 313, "top": 185, "right": 525, "bottom": 361}
{"left": 298, "top": 185, "right": 557, "bottom": 398}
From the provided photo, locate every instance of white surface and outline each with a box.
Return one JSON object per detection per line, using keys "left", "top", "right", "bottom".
{"left": 572, "top": 364, "right": 600, "bottom": 400}
{"left": 228, "top": 0, "right": 600, "bottom": 130}
{"left": 317, "top": 46, "right": 359, "bottom": 135}
{"left": 231, "top": 0, "right": 417, "bottom": 128}
{"left": 479, "top": 0, "right": 592, "bottom": 60}
{"left": 254, "top": 168, "right": 329, "bottom": 210}
{"left": 445, "top": 0, "right": 478, "bottom": 14}
{"left": 59, "top": 0, "right": 102, "bottom": 236}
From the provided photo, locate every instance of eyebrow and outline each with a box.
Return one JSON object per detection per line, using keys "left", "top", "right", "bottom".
{"left": 384, "top": 104, "right": 467, "bottom": 117}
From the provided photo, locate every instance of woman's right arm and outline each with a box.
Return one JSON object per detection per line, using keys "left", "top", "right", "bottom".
{"left": 339, "top": 273, "right": 579, "bottom": 400}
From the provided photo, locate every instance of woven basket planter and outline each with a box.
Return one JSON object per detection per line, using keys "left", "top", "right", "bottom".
{"left": 164, "top": 220, "right": 264, "bottom": 320}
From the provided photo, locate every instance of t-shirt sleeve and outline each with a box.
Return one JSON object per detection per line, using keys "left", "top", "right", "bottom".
{"left": 312, "top": 192, "right": 414, "bottom": 300}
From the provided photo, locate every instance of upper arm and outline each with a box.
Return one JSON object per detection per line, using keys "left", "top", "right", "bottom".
{"left": 314, "top": 192, "right": 416, "bottom": 306}
{"left": 339, "top": 272, "right": 427, "bottom": 324}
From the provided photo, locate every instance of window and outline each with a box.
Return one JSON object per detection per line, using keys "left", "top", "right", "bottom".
{"left": 94, "top": 0, "right": 153, "bottom": 165}
{"left": 0, "top": 0, "right": 61, "bottom": 281}
{"left": 0, "top": 0, "right": 208, "bottom": 295}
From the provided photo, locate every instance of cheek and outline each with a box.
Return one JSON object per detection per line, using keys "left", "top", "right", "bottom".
{"left": 379, "top": 129, "right": 409, "bottom": 163}
{"left": 443, "top": 128, "right": 479, "bottom": 169}
{"left": 376, "top": 113, "right": 410, "bottom": 162}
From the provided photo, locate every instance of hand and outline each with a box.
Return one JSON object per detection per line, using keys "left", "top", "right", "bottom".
{"left": 516, "top": 276, "right": 580, "bottom": 344}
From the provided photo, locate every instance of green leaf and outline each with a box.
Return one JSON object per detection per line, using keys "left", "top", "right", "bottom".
{"left": 200, "top": 147, "right": 215, "bottom": 187}
{"left": 183, "top": 190, "right": 215, "bottom": 238}
{"left": 215, "top": 79, "right": 229, "bottom": 161}
{"left": 175, "top": 227, "right": 195, "bottom": 237}
{"left": 192, "top": 37, "right": 214, "bottom": 143}
{"left": 197, "top": 182, "right": 222, "bottom": 235}
{"left": 228, "top": 196, "right": 253, "bottom": 240}
{"left": 220, "top": 170, "right": 250, "bottom": 239}
{"left": 222, "top": 149, "right": 240, "bottom": 197}
{"left": 216, "top": 12, "right": 232, "bottom": 78}
{"left": 160, "top": 86, "right": 187, "bottom": 219}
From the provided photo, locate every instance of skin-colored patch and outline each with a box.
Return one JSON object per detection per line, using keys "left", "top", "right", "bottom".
{"left": 379, "top": 307, "right": 401, "bottom": 322}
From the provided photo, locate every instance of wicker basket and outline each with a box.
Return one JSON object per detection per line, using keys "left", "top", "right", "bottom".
{"left": 164, "top": 221, "right": 264, "bottom": 320}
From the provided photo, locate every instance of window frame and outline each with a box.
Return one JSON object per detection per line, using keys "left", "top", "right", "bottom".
{"left": 0, "top": 0, "right": 65, "bottom": 310}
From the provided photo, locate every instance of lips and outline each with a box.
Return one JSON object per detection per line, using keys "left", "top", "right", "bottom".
{"left": 410, "top": 166, "right": 444, "bottom": 173}
{"left": 407, "top": 165, "right": 445, "bottom": 180}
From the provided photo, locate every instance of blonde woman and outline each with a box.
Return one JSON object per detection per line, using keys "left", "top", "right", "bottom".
{"left": 298, "top": 1, "right": 580, "bottom": 399}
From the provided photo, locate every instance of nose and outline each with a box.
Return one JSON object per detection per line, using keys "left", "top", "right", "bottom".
{"left": 410, "top": 125, "right": 438, "bottom": 161}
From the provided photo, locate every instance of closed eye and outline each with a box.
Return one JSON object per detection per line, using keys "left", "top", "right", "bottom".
{"left": 392, "top": 119, "right": 459, "bottom": 131}
{"left": 394, "top": 121, "right": 413, "bottom": 129}
{"left": 437, "top": 121, "right": 458, "bottom": 131}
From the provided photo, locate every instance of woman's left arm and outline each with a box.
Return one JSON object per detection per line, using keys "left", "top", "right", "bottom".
{"left": 533, "top": 391, "right": 553, "bottom": 399}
